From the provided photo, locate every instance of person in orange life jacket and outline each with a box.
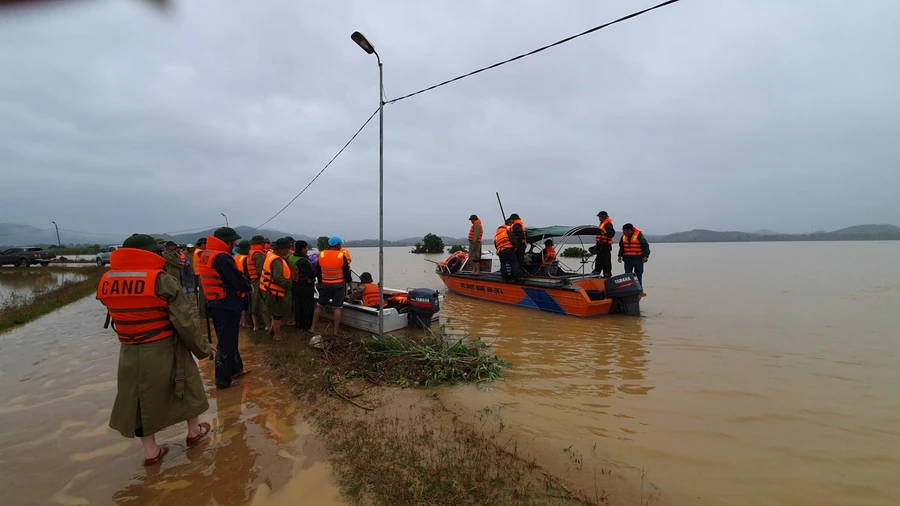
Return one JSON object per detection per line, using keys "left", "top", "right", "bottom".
{"left": 97, "top": 234, "right": 215, "bottom": 466}
{"left": 282, "top": 236, "right": 296, "bottom": 327}
{"left": 192, "top": 237, "right": 207, "bottom": 317}
{"left": 162, "top": 241, "right": 185, "bottom": 284}
{"left": 468, "top": 214, "right": 484, "bottom": 274}
{"left": 508, "top": 213, "right": 527, "bottom": 268}
{"left": 260, "top": 237, "right": 293, "bottom": 342}
{"left": 351, "top": 271, "right": 382, "bottom": 307}
{"left": 247, "top": 235, "right": 269, "bottom": 331}
{"left": 198, "top": 227, "right": 252, "bottom": 389}
{"left": 617, "top": 223, "right": 650, "bottom": 285}
{"left": 494, "top": 219, "right": 520, "bottom": 282}
{"left": 290, "top": 240, "right": 317, "bottom": 332}
{"left": 309, "top": 236, "right": 351, "bottom": 337}
{"left": 592, "top": 210, "right": 616, "bottom": 278}
{"left": 234, "top": 240, "right": 253, "bottom": 328}
{"left": 538, "top": 239, "right": 557, "bottom": 275}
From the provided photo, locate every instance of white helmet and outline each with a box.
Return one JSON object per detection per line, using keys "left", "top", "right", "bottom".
{"left": 185, "top": 243, "right": 195, "bottom": 248}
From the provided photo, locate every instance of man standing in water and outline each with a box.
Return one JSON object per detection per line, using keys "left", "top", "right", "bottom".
{"left": 468, "top": 214, "right": 483, "bottom": 274}
{"left": 618, "top": 223, "right": 650, "bottom": 285}
{"left": 593, "top": 211, "right": 615, "bottom": 278}
{"left": 97, "top": 234, "right": 214, "bottom": 466}
{"left": 196, "top": 227, "right": 252, "bottom": 389}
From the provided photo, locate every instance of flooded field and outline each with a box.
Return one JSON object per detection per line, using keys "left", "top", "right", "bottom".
{"left": 0, "top": 297, "right": 344, "bottom": 505}
{"left": 346, "top": 242, "right": 900, "bottom": 506}
{"left": 2, "top": 241, "right": 898, "bottom": 505}
{"left": 0, "top": 269, "right": 87, "bottom": 301}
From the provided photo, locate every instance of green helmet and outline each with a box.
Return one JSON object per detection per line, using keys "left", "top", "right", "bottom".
{"left": 272, "top": 237, "right": 293, "bottom": 249}
{"left": 124, "top": 234, "right": 164, "bottom": 252}
{"left": 214, "top": 227, "right": 241, "bottom": 242}
{"left": 249, "top": 234, "right": 266, "bottom": 245}
{"left": 236, "top": 240, "right": 251, "bottom": 255}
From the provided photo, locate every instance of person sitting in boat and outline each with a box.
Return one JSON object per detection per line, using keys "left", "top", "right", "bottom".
{"left": 538, "top": 239, "right": 557, "bottom": 275}
{"left": 351, "top": 271, "right": 382, "bottom": 308}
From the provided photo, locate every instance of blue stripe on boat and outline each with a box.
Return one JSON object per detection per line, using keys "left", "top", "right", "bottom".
{"left": 521, "top": 287, "right": 566, "bottom": 314}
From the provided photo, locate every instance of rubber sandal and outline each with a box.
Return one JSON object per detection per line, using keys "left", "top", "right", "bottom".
{"left": 186, "top": 422, "right": 211, "bottom": 447}
{"left": 233, "top": 369, "right": 252, "bottom": 378}
{"left": 143, "top": 444, "right": 169, "bottom": 466}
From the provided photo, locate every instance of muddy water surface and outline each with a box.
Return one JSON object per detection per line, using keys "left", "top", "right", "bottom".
{"left": 346, "top": 242, "right": 900, "bottom": 506}
{"left": 0, "top": 269, "right": 87, "bottom": 301}
{"left": 0, "top": 297, "right": 344, "bottom": 505}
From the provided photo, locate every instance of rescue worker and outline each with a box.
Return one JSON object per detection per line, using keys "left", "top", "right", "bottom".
{"left": 182, "top": 244, "right": 196, "bottom": 293}
{"left": 309, "top": 236, "right": 351, "bottom": 336}
{"left": 162, "top": 241, "right": 185, "bottom": 285}
{"left": 283, "top": 236, "right": 296, "bottom": 327}
{"left": 494, "top": 220, "right": 518, "bottom": 282}
{"left": 97, "top": 234, "right": 214, "bottom": 466}
{"left": 290, "top": 240, "right": 316, "bottom": 332}
{"left": 351, "top": 272, "right": 381, "bottom": 307}
{"left": 234, "top": 240, "right": 252, "bottom": 328}
{"left": 247, "top": 235, "right": 269, "bottom": 331}
{"left": 539, "top": 239, "right": 557, "bottom": 275}
{"left": 260, "top": 237, "right": 292, "bottom": 342}
{"left": 593, "top": 211, "right": 615, "bottom": 278}
{"left": 468, "top": 214, "right": 483, "bottom": 275}
{"left": 617, "top": 223, "right": 650, "bottom": 285}
{"left": 196, "top": 227, "right": 251, "bottom": 389}
{"left": 193, "top": 237, "right": 207, "bottom": 317}
{"left": 508, "top": 213, "right": 527, "bottom": 269}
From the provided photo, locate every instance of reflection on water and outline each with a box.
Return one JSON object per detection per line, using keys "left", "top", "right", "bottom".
{"left": 0, "top": 297, "right": 344, "bottom": 505}
{"left": 0, "top": 270, "right": 87, "bottom": 301}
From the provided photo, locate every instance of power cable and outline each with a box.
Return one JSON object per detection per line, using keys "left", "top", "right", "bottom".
{"left": 253, "top": 107, "right": 380, "bottom": 230}
{"left": 385, "top": 0, "right": 682, "bottom": 105}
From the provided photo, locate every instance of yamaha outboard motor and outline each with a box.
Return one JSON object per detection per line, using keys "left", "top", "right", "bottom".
{"left": 407, "top": 288, "right": 440, "bottom": 328}
{"left": 605, "top": 274, "right": 643, "bottom": 316}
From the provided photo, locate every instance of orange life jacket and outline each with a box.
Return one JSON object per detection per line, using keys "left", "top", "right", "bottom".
{"left": 621, "top": 228, "right": 645, "bottom": 257}
{"left": 541, "top": 245, "right": 557, "bottom": 267}
{"left": 192, "top": 249, "right": 202, "bottom": 270}
{"left": 247, "top": 245, "right": 265, "bottom": 280}
{"left": 96, "top": 248, "right": 175, "bottom": 345}
{"left": 596, "top": 217, "right": 614, "bottom": 245}
{"left": 178, "top": 251, "right": 186, "bottom": 264}
{"left": 234, "top": 254, "right": 247, "bottom": 277}
{"left": 195, "top": 236, "right": 231, "bottom": 301}
{"left": 468, "top": 219, "right": 483, "bottom": 242}
{"left": 340, "top": 248, "right": 352, "bottom": 263}
{"left": 361, "top": 283, "right": 381, "bottom": 307}
{"left": 260, "top": 252, "right": 289, "bottom": 297}
{"left": 385, "top": 292, "right": 408, "bottom": 308}
{"left": 494, "top": 225, "right": 513, "bottom": 253}
{"left": 319, "top": 249, "right": 346, "bottom": 285}
{"left": 511, "top": 218, "right": 526, "bottom": 243}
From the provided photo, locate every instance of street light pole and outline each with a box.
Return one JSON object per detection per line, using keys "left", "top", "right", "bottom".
{"left": 351, "top": 31, "right": 385, "bottom": 337}
{"left": 51, "top": 221, "right": 60, "bottom": 247}
{"left": 221, "top": 213, "right": 229, "bottom": 227}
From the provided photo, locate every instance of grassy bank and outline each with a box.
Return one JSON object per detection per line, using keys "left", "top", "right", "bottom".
{"left": 0, "top": 266, "right": 105, "bottom": 333}
{"left": 248, "top": 328, "right": 599, "bottom": 505}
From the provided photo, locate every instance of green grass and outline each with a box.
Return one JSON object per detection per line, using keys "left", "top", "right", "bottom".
{"left": 0, "top": 266, "right": 105, "bottom": 333}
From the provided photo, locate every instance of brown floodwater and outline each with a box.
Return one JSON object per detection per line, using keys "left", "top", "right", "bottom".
{"left": 344, "top": 242, "right": 900, "bottom": 506}
{"left": 0, "top": 297, "right": 344, "bottom": 505}
{"left": 0, "top": 269, "right": 87, "bottom": 301}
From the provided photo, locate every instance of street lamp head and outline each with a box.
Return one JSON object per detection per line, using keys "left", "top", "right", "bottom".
{"left": 221, "top": 213, "right": 226, "bottom": 217}
{"left": 51, "top": 221, "right": 56, "bottom": 225}
{"left": 351, "top": 31, "right": 375, "bottom": 54}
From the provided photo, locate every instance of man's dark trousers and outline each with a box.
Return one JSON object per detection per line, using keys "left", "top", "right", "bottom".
{"left": 293, "top": 282, "right": 315, "bottom": 330}
{"left": 623, "top": 257, "right": 644, "bottom": 285}
{"left": 210, "top": 307, "right": 243, "bottom": 388}
{"left": 594, "top": 242, "right": 612, "bottom": 278}
{"left": 498, "top": 249, "right": 516, "bottom": 282}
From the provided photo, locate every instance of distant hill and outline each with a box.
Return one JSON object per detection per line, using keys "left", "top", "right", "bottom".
{"left": 646, "top": 224, "right": 900, "bottom": 243}
{"left": 157, "top": 226, "right": 314, "bottom": 246}
{"left": 344, "top": 235, "right": 469, "bottom": 248}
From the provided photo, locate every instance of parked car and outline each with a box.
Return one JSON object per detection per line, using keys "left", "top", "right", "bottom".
{"left": 96, "top": 245, "right": 122, "bottom": 267}
{"left": 0, "top": 247, "right": 57, "bottom": 268}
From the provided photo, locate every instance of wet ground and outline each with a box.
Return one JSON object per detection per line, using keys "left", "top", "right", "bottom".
{"left": 0, "top": 297, "right": 344, "bottom": 506}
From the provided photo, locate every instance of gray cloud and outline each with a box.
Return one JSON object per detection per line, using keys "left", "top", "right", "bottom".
{"left": 1, "top": 0, "right": 898, "bottom": 241}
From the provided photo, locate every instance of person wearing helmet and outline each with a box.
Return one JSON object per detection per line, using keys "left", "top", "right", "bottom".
{"left": 309, "top": 236, "right": 351, "bottom": 336}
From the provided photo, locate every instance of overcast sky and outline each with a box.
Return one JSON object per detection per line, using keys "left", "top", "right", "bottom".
{"left": 1, "top": 0, "right": 898, "bottom": 240}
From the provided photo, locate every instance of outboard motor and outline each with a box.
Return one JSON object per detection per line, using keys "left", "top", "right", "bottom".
{"left": 605, "top": 274, "right": 643, "bottom": 316}
{"left": 406, "top": 288, "right": 440, "bottom": 328}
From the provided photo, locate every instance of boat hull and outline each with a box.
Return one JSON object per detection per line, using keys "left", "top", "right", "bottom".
{"left": 437, "top": 272, "right": 627, "bottom": 317}
{"left": 314, "top": 288, "right": 441, "bottom": 333}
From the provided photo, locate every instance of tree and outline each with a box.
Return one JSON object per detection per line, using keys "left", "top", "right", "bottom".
{"left": 410, "top": 233, "right": 445, "bottom": 254}
{"left": 317, "top": 236, "right": 329, "bottom": 251}
{"left": 449, "top": 244, "right": 467, "bottom": 253}
{"left": 561, "top": 247, "right": 590, "bottom": 258}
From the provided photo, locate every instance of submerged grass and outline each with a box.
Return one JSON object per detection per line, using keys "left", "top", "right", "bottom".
{"left": 248, "top": 327, "right": 594, "bottom": 505}
{"left": 0, "top": 266, "right": 104, "bottom": 333}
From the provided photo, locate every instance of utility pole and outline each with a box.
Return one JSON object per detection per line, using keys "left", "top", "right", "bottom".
{"left": 51, "top": 221, "right": 60, "bottom": 247}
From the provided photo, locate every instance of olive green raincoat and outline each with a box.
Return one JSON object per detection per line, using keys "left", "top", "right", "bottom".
{"left": 108, "top": 273, "right": 212, "bottom": 438}
{"left": 265, "top": 258, "right": 292, "bottom": 317}
{"left": 250, "top": 251, "right": 267, "bottom": 316}
{"left": 162, "top": 249, "right": 184, "bottom": 280}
